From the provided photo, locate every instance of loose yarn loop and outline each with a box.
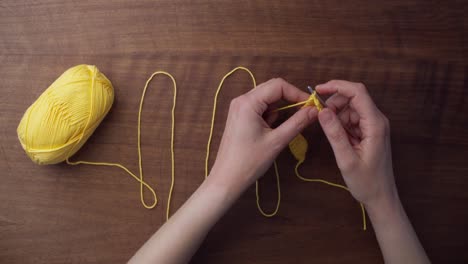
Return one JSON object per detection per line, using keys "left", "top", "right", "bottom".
{"left": 67, "top": 71, "right": 177, "bottom": 220}
{"left": 204, "top": 67, "right": 282, "bottom": 217}
{"left": 17, "top": 65, "right": 114, "bottom": 165}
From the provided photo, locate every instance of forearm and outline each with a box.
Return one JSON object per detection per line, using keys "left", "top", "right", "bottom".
{"left": 129, "top": 172, "right": 242, "bottom": 264}
{"left": 367, "top": 191, "right": 430, "bottom": 264}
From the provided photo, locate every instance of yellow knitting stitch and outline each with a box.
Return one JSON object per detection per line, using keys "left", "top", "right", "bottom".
{"left": 305, "top": 91, "right": 324, "bottom": 111}
{"left": 289, "top": 133, "right": 309, "bottom": 162}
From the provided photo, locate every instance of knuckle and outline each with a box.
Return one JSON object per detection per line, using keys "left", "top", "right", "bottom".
{"left": 271, "top": 77, "right": 286, "bottom": 87}
{"left": 269, "top": 135, "right": 285, "bottom": 153}
{"left": 273, "top": 77, "right": 285, "bottom": 83}
{"left": 328, "top": 126, "right": 347, "bottom": 144}
{"left": 374, "top": 117, "right": 388, "bottom": 136}
{"left": 230, "top": 96, "right": 247, "bottom": 111}
{"left": 355, "top": 82, "right": 367, "bottom": 93}
{"left": 293, "top": 116, "right": 306, "bottom": 132}
{"left": 338, "top": 157, "right": 359, "bottom": 172}
{"left": 229, "top": 97, "right": 240, "bottom": 110}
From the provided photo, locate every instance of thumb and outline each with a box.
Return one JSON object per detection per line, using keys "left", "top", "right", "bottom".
{"left": 270, "top": 107, "right": 318, "bottom": 147}
{"left": 318, "top": 108, "right": 358, "bottom": 171}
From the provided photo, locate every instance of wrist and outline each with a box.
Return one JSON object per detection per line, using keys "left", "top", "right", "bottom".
{"left": 209, "top": 160, "right": 255, "bottom": 195}
{"left": 205, "top": 165, "right": 248, "bottom": 205}
{"left": 365, "top": 187, "right": 404, "bottom": 227}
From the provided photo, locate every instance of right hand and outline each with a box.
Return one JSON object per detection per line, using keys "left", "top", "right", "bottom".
{"left": 316, "top": 80, "right": 398, "bottom": 209}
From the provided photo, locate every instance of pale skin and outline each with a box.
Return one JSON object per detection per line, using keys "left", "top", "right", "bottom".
{"left": 129, "top": 79, "right": 430, "bottom": 264}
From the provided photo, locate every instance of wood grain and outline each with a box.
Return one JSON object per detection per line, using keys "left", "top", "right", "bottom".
{"left": 0, "top": 1, "right": 467, "bottom": 263}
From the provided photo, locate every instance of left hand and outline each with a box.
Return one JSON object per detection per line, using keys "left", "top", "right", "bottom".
{"left": 209, "top": 78, "right": 318, "bottom": 193}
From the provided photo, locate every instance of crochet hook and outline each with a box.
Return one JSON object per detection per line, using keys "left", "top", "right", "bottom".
{"left": 271, "top": 86, "right": 322, "bottom": 112}
{"left": 308, "top": 85, "right": 361, "bottom": 140}
{"left": 307, "top": 85, "right": 328, "bottom": 108}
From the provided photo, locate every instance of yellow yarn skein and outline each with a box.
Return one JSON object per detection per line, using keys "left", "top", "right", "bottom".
{"left": 17, "top": 65, "right": 114, "bottom": 165}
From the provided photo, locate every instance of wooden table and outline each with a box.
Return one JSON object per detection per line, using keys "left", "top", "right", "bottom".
{"left": 1, "top": 1, "right": 467, "bottom": 263}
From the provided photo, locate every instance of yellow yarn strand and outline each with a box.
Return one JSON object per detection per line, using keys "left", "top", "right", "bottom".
{"left": 274, "top": 101, "right": 308, "bottom": 112}
{"left": 68, "top": 71, "right": 177, "bottom": 220}
{"left": 205, "top": 66, "right": 282, "bottom": 217}
{"left": 274, "top": 91, "right": 324, "bottom": 112}
{"left": 294, "top": 160, "right": 367, "bottom": 230}
{"left": 255, "top": 161, "right": 281, "bottom": 217}
{"left": 65, "top": 160, "right": 158, "bottom": 207}
{"left": 205, "top": 66, "right": 256, "bottom": 178}
{"left": 288, "top": 127, "right": 366, "bottom": 230}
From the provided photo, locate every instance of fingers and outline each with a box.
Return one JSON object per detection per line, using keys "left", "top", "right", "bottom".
{"left": 247, "top": 78, "right": 309, "bottom": 106}
{"left": 349, "top": 110, "right": 360, "bottom": 125}
{"left": 318, "top": 108, "right": 358, "bottom": 171}
{"left": 316, "top": 80, "right": 380, "bottom": 123}
{"left": 316, "top": 80, "right": 368, "bottom": 98}
{"left": 325, "top": 93, "right": 349, "bottom": 113}
{"left": 269, "top": 107, "right": 318, "bottom": 147}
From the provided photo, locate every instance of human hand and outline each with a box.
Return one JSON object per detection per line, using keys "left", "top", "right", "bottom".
{"left": 131, "top": 80, "right": 428, "bottom": 264}
{"left": 209, "top": 78, "right": 318, "bottom": 193}
{"left": 316, "top": 80, "right": 397, "bottom": 210}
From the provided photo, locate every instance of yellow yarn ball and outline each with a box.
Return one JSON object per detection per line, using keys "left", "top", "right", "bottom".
{"left": 17, "top": 65, "right": 114, "bottom": 165}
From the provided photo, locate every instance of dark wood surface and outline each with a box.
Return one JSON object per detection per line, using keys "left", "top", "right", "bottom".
{"left": 1, "top": 1, "right": 467, "bottom": 263}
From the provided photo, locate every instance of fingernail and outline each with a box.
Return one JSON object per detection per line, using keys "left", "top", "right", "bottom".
{"left": 319, "top": 109, "right": 333, "bottom": 125}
